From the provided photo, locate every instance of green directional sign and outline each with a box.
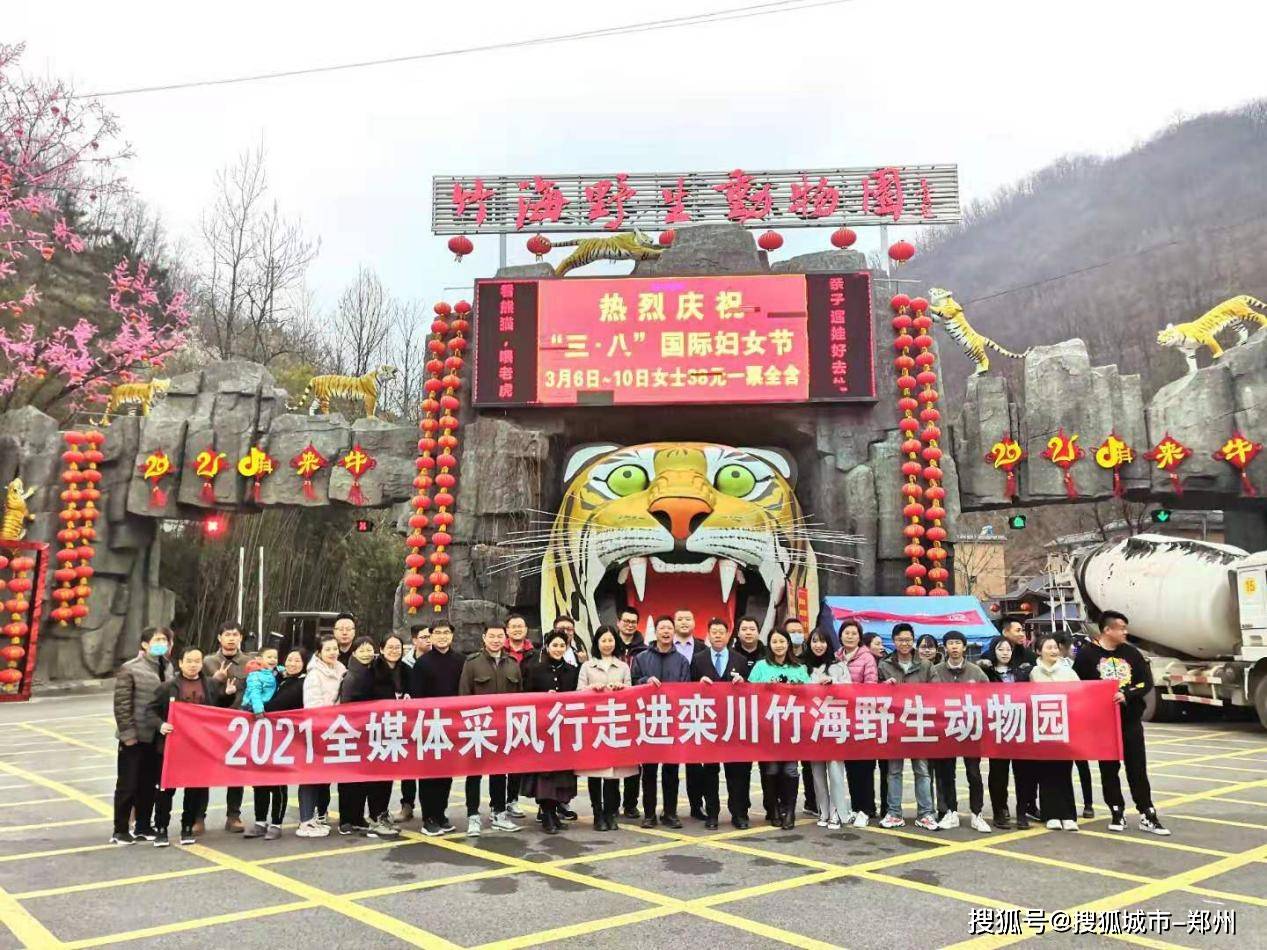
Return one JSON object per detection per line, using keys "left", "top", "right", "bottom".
{"left": 1008, "top": 514, "right": 1027, "bottom": 530}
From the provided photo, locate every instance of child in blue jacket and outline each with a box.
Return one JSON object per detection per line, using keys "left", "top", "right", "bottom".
{"left": 242, "top": 648, "right": 283, "bottom": 839}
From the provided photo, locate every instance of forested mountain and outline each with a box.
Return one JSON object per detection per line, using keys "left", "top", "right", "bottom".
{"left": 906, "top": 101, "right": 1267, "bottom": 402}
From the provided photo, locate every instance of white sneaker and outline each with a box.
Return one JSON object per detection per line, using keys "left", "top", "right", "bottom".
{"left": 914, "top": 815, "right": 939, "bottom": 831}
{"left": 1061, "top": 820, "right": 1079, "bottom": 832}
{"left": 816, "top": 816, "right": 830, "bottom": 828}
{"left": 879, "top": 814, "right": 904, "bottom": 828}
{"left": 827, "top": 815, "right": 842, "bottom": 830}
{"left": 970, "top": 813, "right": 992, "bottom": 833}
{"left": 466, "top": 815, "right": 482, "bottom": 837}
{"left": 490, "top": 811, "right": 521, "bottom": 832}
{"left": 937, "top": 811, "right": 960, "bottom": 830}
{"left": 1046, "top": 819, "right": 1062, "bottom": 830}
{"left": 852, "top": 811, "right": 869, "bottom": 828}
{"left": 296, "top": 819, "right": 329, "bottom": 838}
{"left": 505, "top": 801, "right": 525, "bottom": 818}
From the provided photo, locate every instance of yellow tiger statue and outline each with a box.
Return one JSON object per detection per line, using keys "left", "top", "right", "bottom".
{"left": 95, "top": 378, "right": 170, "bottom": 426}
{"left": 1157, "top": 295, "right": 1267, "bottom": 375}
{"left": 1, "top": 478, "right": 36, "bottom": 541}
{"left": 539, "top": 442, "right": 819, "bottom": 640}
{"left": 289, "top": 365, "right": 398, "bottom": 418}
{"left": 552, "top": 230, "right": 663, "bottom": 277}
{"left": 927, "top": 288, "right": 1028, "bottom": 375}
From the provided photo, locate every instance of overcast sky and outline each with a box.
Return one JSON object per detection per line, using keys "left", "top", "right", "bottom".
{"left": 11, "top": 0, "right": 1267, "bottom": 310}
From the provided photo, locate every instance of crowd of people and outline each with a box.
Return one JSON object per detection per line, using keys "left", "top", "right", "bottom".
{"left": 110, "top": 607, "right": 1170, "bottom": 847}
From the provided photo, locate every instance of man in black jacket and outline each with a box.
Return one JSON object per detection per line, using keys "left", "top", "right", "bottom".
{"left": 631, "top": 616, "right": 692, "bottom": 829}
{"left": 690, "top": 618, "right": 752, "bottom": 829}
{"left": 1074, "top": 610, "right": 1170, "bottom": 836}
{"left": 615, "top": 606, "right": 647, "bottom": 819}
{"left": 409, "top": 622, "right": 466, "bottom": 837}
{"left": 730, "top": 616, "right": 769, "bottom": 818}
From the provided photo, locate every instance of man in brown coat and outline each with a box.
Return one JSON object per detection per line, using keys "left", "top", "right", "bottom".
{"left": 200, "top": 621, "right": 253, "bottom": 832}
{"left": 458, "top": 624, "right": 522, "bottom": 836}
{"left": 112, "top": 627, "right": 174, "bottom": 844}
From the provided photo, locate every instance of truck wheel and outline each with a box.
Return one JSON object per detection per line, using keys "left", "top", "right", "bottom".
{"left": 1254, "top": 678, "right": 1267, "bottom": 731}
{"left": 1142, "top": 688, "right": 1177, "bottom": 723}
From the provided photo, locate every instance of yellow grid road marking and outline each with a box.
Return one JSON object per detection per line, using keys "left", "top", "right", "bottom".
{"left": 20, "top": 723, "right": 115, "bottom": 754}
{"left": 0, "top": 880, "right": 65, "bottom": 948}
{"left": 1168, "top": 812, "right": 1267, "bottom": 831}
{"left": 61, "top": 900, "right": 314, "bottom": 949}
{"left": 470, "top": 906, "right": 678, "bottom": 950}
{"left": 0, "top": 842, "right": 114, "bottom": 863}
{"left": 14, "top": 865, "right": 225, "bottom": 900}
{"left": 187, "top": 843, "right": 462, "bottom": 948}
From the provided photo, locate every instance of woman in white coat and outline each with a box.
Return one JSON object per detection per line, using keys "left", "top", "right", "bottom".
{"left": 576, "top": 625, "right": 638, "bottom": 831}
{"left": 297, "top": 635, "right": 346, "bottom": 837}
{"left": 806, "top": 629, "right": 853, "bottom": 829}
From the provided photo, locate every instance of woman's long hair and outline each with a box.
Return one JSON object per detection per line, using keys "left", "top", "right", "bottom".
{"left": 591, "top": 624, "right": 618, "bottom": 660}
{"left": 804, "top": 629, "right": 833, "bottom": 672}
{"left": 766, "top": 629, "right": 802, "bottom": 667}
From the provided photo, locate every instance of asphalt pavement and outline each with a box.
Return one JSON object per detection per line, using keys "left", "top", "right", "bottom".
{"left": 0, "top": 691, "right": 1263, "bottom": 948}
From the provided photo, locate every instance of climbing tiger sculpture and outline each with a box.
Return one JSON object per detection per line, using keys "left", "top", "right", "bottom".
{"left": 552, "top": 231, "right": 663, "bottom": 276}
{"left": 539, "top": 442, "right": 819, "bottom": 641}
{"left": 95, "top": 378, "right": 170, "bottom": 426}
{"left": 927, "top": 288, "right": 1028, "bottom": 376}
{"left": 289, "top": 365, "right": 398, "bottom": 418}
{"left": 1157, "top": 295, "right": 1267, "bottom": 375}
{"left": 0, "top": 478, "right": 36, "bottom": 541}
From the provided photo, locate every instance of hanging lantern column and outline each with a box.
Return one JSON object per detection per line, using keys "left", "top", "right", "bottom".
{"left": 910, "top": 297, "right": 949, "bottom": 596}
{"left": 892, "top": 294, "right": 929, "bottom": 596}
{"left": 428, "top": 301, "right": 470, "bottom": 613}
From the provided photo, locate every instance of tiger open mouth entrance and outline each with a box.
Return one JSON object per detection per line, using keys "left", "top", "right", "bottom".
{"left": 594, "top": 553, "right": 781, "bottom": 638}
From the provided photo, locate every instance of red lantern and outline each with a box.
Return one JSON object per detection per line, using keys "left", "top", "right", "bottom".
{"left": 659, "top": 229, "right": 676, "bottom": 247}
{"left": 757, "top": 230, "right": 783, "bottom": 252}
{"left": 447, "top": 235, "right": 474, "bottom": 261}
{"left": 888, "top": 240, "right": 916, "bottom": 263}
{"left": 830, "top": 227, "right": 857, "bottom": 249}
{"left": 526, "top": 234, "right": 551, "bottom": 261}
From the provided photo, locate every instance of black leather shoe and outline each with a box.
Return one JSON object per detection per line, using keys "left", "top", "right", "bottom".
{"left": 1015, "top": 815, "right": 1030, "bottom": 830}
{"left": 593, "top": 814, "right": 608, "bottom": 832}
{"left": 704, "top": 816, "right": 719, "bottom": 830}
{"left": 993, "top": 813, "right": 1012, "bottom": 829}
{"left": 689, "top": 808, "right": 707, "bottom": 821}
{"left": 732, "top": 815, "right": 750, "bottom": 829}
{"left": 781, "top": 810, "right": 796, "bottom": 830}
{"left": 641, "top": 815, "right": 657, "bottom": 828}
{"left": 558, "top": 807, "right": 578, "bottom": 822}
{"left": 660, "top": 813, "right": 683, "bottom": 829}
{"left": 606, "top": 813, "right": 619, "bottom": 831}
{"left": 623, "top": 806, "right": 641, "bottom": 820}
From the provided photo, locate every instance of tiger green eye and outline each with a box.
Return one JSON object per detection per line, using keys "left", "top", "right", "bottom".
{"left": 606, "top": 464, "right": 648, "bottom": 496}
{"left": 715, "top": 464, "right": 756, "bottom": 497}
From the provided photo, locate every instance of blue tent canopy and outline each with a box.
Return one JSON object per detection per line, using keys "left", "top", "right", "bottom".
{"left": 818, "top": 595, "right": 998, "bottom": 651}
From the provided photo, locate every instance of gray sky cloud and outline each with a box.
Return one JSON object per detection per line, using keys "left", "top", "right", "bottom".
{"left": 13, "top": 0, "right": 1267, "bottom": 307}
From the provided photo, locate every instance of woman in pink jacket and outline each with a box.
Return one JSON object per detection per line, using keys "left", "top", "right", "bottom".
{"left": 836, "top": 620, "right": 880, "bottom": 827}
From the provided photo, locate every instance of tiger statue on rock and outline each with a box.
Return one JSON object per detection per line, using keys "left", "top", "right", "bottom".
{"left": 552, "top": 230, "right": 663, "bottom": 276}
{"left": 539, "top": 442, "right": 819, "bottom": 641}
{"left": 928, "top": 288, "right": 1028, "bottom": 376}
{"left": 1157, "top": 295, "right": 1267, "bottom": 375}
{"left": 289, "top": 365, "right": 398, "bottom": 418}
{"left": 95, "top": 378, "right": 170, "bottom": 426}
{"left": 1, "top": 478, "right": 36, "bottom": 541}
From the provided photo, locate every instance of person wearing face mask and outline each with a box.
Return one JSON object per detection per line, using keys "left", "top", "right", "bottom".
{"left": 149, "top": 643, "right": 236, "bottom": 847}
{"left": 1030, "top": 634, "right": 1082, "bottom": 831}
{"left": 782, "top": 618, "right": 819, "bottom": 819}
{"left": 834, "top": 621, "right": 880, "bottom": 827}
{"left": 111, "top": 627, "right": 175, "bottom": 845}
{"left": 522, "top": 631, "right": 582, "bottom": 834}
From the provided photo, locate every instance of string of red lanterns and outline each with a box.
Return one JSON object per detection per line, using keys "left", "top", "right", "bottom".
{"left": 0, "top": 551, "right": 36, "bottom": 694}
{"left": 78, "top": 431, "right": 104, "bottom": 622}
{"left": 427, "top": 300, "right": 469, "bottom": 613}
{"left": 52, "top": 431, "right": 100, "bottom": 625}
{"left": 892, "top": 293, "right": 930, "bottom": 596}
{"left": 909, "top": 296, "right": 949, "bottom": 596}
{"left": 403, "top": 302, "right": 452, "bottom": 615}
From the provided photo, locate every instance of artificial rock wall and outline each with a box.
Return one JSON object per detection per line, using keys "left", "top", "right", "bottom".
{"left": 4, "top": 223, "right": 959, "bottom": 678}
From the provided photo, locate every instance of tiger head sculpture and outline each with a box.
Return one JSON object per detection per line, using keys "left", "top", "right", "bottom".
{"left": 540, "top": 442, "right": 819, "bottom": 640}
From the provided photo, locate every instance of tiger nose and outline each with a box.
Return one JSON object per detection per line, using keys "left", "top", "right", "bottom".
{"left": 649, "top": 497, "right": 713, "bottom": 540}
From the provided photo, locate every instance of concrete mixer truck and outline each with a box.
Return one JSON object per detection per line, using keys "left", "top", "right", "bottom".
{"left": 1068, "top": 534, "right": 1267, "bottom": 728}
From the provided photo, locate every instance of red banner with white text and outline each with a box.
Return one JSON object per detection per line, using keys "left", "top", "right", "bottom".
{"left": 161, "top": 681, "right": 1123, "bottom": 787}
